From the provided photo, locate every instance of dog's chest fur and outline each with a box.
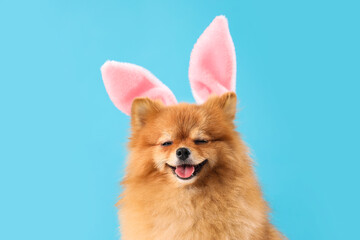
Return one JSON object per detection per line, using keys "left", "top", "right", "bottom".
{"left": 120, "top": 181, "right": 270, "bottom": 240}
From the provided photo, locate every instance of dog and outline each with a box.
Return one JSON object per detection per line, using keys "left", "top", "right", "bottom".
{"left": 101, "top": 16, "right": 284, "bottom": 240}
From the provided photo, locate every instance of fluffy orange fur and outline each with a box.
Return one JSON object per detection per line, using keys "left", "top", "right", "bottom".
{"left": 117, "top": 92, "right": 284, "bottom": 239}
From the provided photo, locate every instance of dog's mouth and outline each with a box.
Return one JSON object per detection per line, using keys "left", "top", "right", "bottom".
{"left": 166, "top": 160, "right": 208, "bottom": 180}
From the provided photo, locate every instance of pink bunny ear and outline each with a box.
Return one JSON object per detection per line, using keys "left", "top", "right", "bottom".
{"left": 101, "top": 61, "right": 177, "bottom": 115}
{"left": 189, "top": 16, "right": 236, "bottom": 104}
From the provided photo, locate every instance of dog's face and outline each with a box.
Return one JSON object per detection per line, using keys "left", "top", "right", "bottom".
{"left": 128, "top": 92, "right": 238, "bottom": 185}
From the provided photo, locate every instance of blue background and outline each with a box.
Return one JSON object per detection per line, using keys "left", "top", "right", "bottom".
{"left": 1, "top": 0, "right": 359, "bottom": 239}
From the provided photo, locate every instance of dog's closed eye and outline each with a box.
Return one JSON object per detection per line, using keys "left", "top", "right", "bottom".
{"left": 194, "top": 139, "right": 208, "bottom": 145}
{"left": 161, "top": 141, "right": 173, "bottom": 146}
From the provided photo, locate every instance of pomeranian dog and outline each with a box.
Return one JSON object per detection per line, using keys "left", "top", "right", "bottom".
{"left": 101, "top": 16, "right": 284, "bottom": 240}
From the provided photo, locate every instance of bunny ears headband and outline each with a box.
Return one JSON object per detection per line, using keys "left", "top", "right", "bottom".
{"left": 101, "top": 16, "right": 236, "bottom": 115}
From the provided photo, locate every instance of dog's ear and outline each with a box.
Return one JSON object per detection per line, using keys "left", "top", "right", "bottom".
{"left": 204, "top": 92, "right": 237, "bottom": 121}
{"left": 189, "top": 16, "right": 236, "bottom": 104}
{"left": 101, "top": 61, "right": 177, "bottom": 115}
{"left": 131, "top": 97, "right": 163, "bottom": 129}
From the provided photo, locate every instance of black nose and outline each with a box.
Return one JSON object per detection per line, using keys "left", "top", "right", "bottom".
{"left": 176, "top": 148, "right": 190, "bottom": 161}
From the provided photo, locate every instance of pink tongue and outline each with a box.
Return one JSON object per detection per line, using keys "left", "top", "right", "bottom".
{"left": 175, "top": 165, "right": 195, "bottom": 179}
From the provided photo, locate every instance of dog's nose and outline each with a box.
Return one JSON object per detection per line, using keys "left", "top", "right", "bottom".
{"left": 176, "top": 148, "right": 190, "bottom": 161}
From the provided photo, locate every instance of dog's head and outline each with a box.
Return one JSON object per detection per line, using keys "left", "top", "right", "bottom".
{"left": 101, "top": 16, "right": 239, "bottom": 185}
{"left": 129, "top": 92, "right": 238, "bottom": 185}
